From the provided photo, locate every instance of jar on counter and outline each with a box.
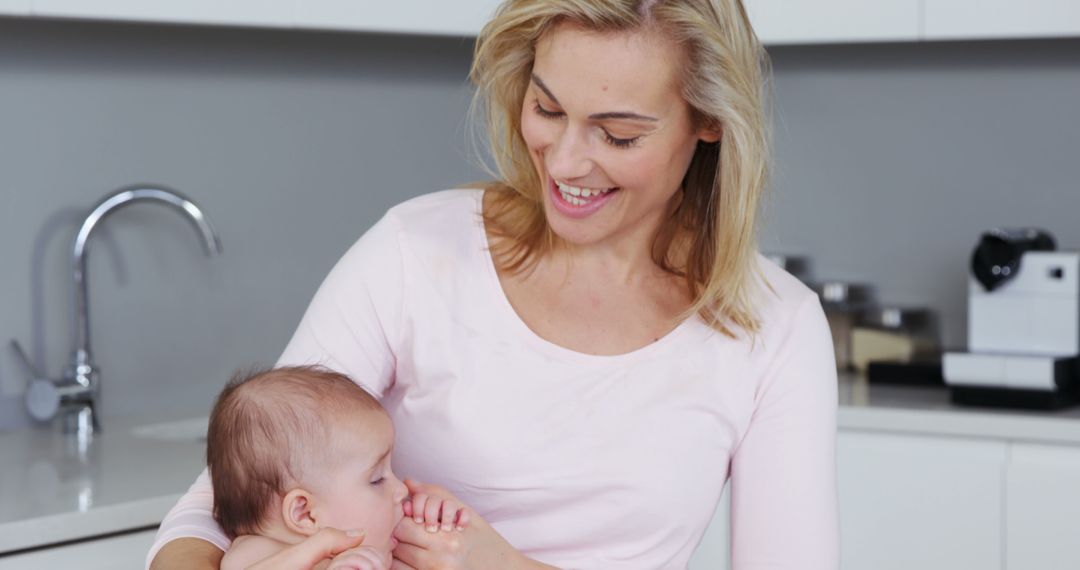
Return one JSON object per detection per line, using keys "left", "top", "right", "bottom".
{"left": 851, "top": 306, "right": 938, "bottom": 373}
{"left": 813, "top": 281, "right": 874, "bottom": 371}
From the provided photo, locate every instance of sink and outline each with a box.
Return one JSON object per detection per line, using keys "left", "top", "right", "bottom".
{"left": 131, "top": 417, "right": 208, "bottom": 442}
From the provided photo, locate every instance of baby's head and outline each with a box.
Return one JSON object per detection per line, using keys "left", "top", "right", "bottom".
{"left": 207, "top": 365, "right": 407, "bottom": 553}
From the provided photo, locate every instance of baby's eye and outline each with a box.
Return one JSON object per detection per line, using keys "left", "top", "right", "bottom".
{"left": 370, "top": 476, "right": 385, "bottom": 485}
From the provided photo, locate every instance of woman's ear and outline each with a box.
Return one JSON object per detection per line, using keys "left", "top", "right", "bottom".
{"left": 697, "top": 125, "right": 722, "bottom": 144}
{"left": 281, "top": 489, "right": 318, "bottom": 536}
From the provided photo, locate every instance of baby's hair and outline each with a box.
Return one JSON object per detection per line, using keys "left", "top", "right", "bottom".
{"left": 206, "top": 365, "right": 383, "bottom": 538}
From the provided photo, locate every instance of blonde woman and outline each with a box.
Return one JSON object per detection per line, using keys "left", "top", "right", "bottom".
{"left": 148, "top": 0, "right": 838, "bottom": 568}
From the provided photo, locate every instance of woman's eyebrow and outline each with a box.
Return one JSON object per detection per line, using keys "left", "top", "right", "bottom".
{"left": 531, "top": 73, "right": 659, "bottom": 122}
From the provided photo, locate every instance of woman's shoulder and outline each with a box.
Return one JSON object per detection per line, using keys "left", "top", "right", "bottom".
{"left": 384, "top": 188, "right": 484, "bottom": 233}
{"left": 375, "top": 188, "right": 487, "bottom": 264}
{"left": 750, "top": 254, "right": 826, "bottom": 345}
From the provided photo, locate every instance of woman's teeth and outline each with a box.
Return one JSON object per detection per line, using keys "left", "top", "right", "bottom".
{"left": 556, "top": 181, "right": 614, "bottom": 206}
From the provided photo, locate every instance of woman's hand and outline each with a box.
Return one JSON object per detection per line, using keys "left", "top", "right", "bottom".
{"left": 391, "top": 480, "right": 554, "bottom": 570}
{"left": 248, "top": 528, "right": 368, "bottom": 570}
{"left": 327, "top": 544, "right": 391, "bottom": 570}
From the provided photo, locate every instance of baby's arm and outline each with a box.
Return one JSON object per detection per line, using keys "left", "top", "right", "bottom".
{"left": 220, "top": 535, "right": 288, "bottom": 570}
{"left": 402, "top": 479, "right": 472, "bottom": 533}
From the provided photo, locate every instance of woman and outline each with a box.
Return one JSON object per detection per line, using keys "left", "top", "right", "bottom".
{"left": 149, "top": 0, "right": 838, "bottom": 568}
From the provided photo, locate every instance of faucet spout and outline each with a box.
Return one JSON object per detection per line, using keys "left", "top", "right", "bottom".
{"left": 68, "top": 185, "right": 222, "bottom": 431}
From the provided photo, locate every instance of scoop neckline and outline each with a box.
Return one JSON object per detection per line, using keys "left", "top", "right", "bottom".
{"left": 471, "top": 190, "right": 698, "bottom": 364}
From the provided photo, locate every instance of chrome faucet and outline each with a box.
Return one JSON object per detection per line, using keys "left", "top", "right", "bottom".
{"left": 14, "top": 185, "right": 222, "bottom": 438}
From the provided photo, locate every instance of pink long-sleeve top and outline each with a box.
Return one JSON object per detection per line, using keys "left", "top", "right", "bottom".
{"left": 147, "top": 189, "right": 838, "bottom": 570}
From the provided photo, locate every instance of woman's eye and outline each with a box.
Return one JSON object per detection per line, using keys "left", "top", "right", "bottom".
{"left": 603, "top": 131, "right": 640, "bottom": 149}
{"left": 533, "top": 101, "right": 563, "bottom": 119}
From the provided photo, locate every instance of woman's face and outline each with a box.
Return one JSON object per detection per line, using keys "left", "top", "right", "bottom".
{"left": 521, "top": 22, "right": 719, "bottom": 250}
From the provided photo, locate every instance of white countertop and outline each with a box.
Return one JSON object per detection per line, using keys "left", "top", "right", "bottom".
{"left": 4, "top": 377, "right": 1080, "bottom": 555}
{"left": 0, "top": 412, "right": 207, "bottom": 554}
{"left": 838, "top": 373, "right": 1080, "bottom": 444}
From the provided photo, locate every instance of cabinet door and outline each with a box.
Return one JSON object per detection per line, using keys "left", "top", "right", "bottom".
{"left": 296, "top": 0, "right": 504, "bottom": 36}
{"left": 0, "top": 0, "right": 30, "bottom": 16}
{"left": 924, "top": 0, "right": 1080, "bottom": 40}
{"left": 745, "top": 0, "right": 920, "bottom": 45}
{"left": 689, "top": 483, "right": 731, "bottom": 570}
{"left": 0, "top": 528, "right": 157, "bottom": 569}
{"left": 838, "top": 431, "right": 1007, "bottom": 570}
{"left": 30, "top": 0, "right": 295, "bottom": 28}
{"left": 1006, "top": 443, "right": 1080, "bottom": 570}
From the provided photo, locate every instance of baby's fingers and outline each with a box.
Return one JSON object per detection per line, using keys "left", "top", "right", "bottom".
{"left": 455, "top": 507, "right": 470, "bottom": 531}
{"left": 423, "top": 496, "right": 442, "bottom": 533}
{"left": 408, "top": 493, "right": 429, "bottom": 526}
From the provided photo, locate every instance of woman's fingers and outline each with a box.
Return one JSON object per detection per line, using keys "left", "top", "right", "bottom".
{"left": 329, "top": 545, "right": 388, "bottom": 570}
{"left": 249, "top": 528, "right": 366, "bottom": 569}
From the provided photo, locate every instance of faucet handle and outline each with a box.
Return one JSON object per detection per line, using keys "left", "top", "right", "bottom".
{"left": 9, "top": 339, "right": 44, "bottom": 380}
{"left": 10, "top": 339, "right": 61, "bottom": 422}
{"left": 26, "top": 379, "right": 61, "bottom": 422}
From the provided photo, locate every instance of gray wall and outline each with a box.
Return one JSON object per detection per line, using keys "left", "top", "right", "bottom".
{"left": 0, "top": 18, "right": 482, "bottom": 430}
{"left": 1, "top": 17, "right": 1078, "bottom": 431}
{"left": 763, "top": 39, "right": 1080, "bottom": 350}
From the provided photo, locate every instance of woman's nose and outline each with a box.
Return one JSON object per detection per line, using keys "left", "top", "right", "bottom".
{"left": 546, "top": 125, "right": 593, "bottom": 182}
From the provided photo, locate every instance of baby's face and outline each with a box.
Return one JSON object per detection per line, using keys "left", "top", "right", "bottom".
{"left": 309, "top": 411, "right": 407, "bottom": 555}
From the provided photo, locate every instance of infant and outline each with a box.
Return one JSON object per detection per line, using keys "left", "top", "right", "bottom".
{"left": 207, "top": 366, "right": 467, "bottom": 570}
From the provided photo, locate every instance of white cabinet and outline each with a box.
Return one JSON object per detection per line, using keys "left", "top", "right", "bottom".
{"left": 24, "top": 0, "right": 505, "bottom": 36}
{"left": 0, "top": 528, "right": 157, "bottom": 569}
{"left": 745, "top": 0, "right": 921, "bottom": 44}
{"left": 296, "top": 0, "right": 503, "bottom": 36}
{"left": 1005, "top": 443, "right": 1080, "bottom": 570}
{"left": 0, "top": 0, "right": 30, "bottom": 16}
{"left": 689, "top": 484, "right": 731, "bottom": 570}
{"left": 837, "top": 431, "right": 1007, "bottom": 570}
{"left": 30, "top": 0, "right": 295, "bottom": 28}
{"left": 924, "top": 0, "right": 1080, "bottom": 40}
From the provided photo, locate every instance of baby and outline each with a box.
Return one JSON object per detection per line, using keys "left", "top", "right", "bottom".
{"left": 207, "top": 365, "right": 468, "bottom": 570}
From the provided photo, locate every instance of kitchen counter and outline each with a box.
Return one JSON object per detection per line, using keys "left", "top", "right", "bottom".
{"left": 0, "top": 412, "right": 207, "bottom": 554}
{"left": 838, "top": 373, "right": 1080, "bottom": 444}
{"left": 4, "top": 377, "right": 1080, "bottom": 556}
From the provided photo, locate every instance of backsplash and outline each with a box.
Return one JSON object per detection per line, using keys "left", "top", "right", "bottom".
{"left": 0, "top": 17, "right": 1077, "bottom": 430}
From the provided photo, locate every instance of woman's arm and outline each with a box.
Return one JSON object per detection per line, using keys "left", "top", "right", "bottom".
{"left": 150, "top": 538, "right": 224, "bottom": 570}
{"left": 729, "top": 295, "right": 839, "bottom": 569}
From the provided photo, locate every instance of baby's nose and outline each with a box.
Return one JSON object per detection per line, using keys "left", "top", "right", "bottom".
{"left": 393, "top": 477, "right": 408, "bottom": 503}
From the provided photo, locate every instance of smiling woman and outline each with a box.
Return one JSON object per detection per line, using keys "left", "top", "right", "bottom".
{"left": 148, "top": 2, "right": 837, "bottom": 570}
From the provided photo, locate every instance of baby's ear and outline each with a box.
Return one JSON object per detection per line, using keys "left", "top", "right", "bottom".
{"left": 281, "top": 489, "right": 318, "bottom": 536}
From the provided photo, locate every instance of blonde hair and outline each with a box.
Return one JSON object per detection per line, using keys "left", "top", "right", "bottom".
{"left": 471, "top": 0, "right": 772, "bottom": 338}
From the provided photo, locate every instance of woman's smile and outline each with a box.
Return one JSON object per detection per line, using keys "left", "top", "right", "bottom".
{"left": 548, "top": 176, "right": 620, "bottom": 218}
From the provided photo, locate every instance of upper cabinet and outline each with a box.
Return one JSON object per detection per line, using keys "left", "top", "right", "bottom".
{"left": 295, "top": 0, "right": 503, "bottom": 37}
{"left": 0, "top": 0, "right": 30, "bottom": 16}
{"left": 745, "top": 0, "right": 920, "bottom": 45}
{"left": 924, "top": 0, "right": 1080, "bottom": 40}
{"left": 30, "top": 0, "right": 296, "bottom": 28}
{"left": 6, "top": 0, "right": 1080, "bottom": 43}
{"left": 20, "top": 0, "right": 505, "bottom": 37}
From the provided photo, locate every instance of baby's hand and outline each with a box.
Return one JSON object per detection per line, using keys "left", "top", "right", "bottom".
{"left": 326, "top": 544, "right": 388, "bottom": 570}
{"left": 402, "top": 480, "right": 471, "bottom": 533}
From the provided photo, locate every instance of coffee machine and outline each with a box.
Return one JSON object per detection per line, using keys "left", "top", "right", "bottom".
{"left": 943, "top": 229, "right": 1080, "bottom": 409}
